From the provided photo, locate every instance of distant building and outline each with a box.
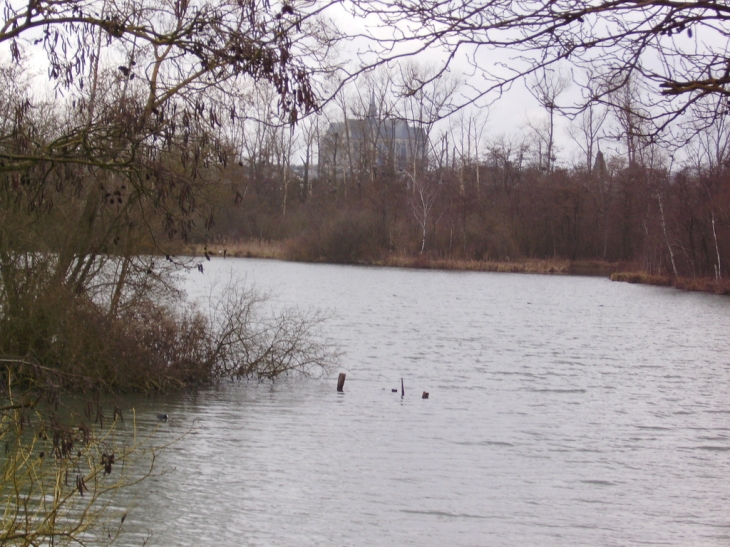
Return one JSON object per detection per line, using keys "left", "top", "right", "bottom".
{"left": 593, "top": 149, "right": 606, "bottom": 176}
{"left": 318, "top": 97, "right": 428, "bottom": 179}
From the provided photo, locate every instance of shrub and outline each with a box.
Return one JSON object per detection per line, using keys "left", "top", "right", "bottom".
{"left": 285, "top": 209, "right": 382, "bottom": 264}
{"left": 610, "top": 272, "right": 671, "bottom": 285}
{"left": 0, "top": 259, "right": 339, "bottom": 392}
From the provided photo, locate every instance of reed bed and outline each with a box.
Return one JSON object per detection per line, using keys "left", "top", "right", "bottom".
{"left": 376, "top": 255, "right": 571, "bottom": 274}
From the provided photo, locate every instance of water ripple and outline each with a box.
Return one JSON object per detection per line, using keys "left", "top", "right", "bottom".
{"left": 115, "top": 260, "right": 730, "bottom": 547}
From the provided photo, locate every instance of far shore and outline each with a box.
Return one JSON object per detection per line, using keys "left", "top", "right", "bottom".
{"left": 609, "top": 271, "right": 730, "bottom": 296}
{"left": 176, "top": 240, "right": 730, "bottom": 296}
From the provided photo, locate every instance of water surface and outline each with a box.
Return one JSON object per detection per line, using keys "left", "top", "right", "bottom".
{"left": 120, "top": 259, "right": 730, "bottom": 546}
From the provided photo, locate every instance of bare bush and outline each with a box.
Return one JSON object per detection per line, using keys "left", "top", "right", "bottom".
{"left": 0, "top": 259, "right": 339, "bottom": 391}
{"left": 204, "top": 282, "right": 340, "bottom": 381}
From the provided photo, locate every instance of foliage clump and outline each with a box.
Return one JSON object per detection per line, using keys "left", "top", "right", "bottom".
{"left": 286, "top": 209, "right": 383, "bottom": 264}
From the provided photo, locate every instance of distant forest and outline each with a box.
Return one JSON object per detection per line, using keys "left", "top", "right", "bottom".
{"left": 202, "top": 73, "right": 730, "bottom": 280}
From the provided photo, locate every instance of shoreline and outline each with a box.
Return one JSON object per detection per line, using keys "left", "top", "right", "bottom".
{"left": 610, "top": 271, "right": 730, "bottom": 296}
{"left": 178, "top": 240, "right": 729, "bottom": 296}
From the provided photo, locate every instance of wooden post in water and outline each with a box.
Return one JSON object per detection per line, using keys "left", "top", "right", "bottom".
{"left": 337, "top": 373, "right": 346, "bottom": 392}
{"left": 401, "top": 378, "right": 404, "bottom": 397}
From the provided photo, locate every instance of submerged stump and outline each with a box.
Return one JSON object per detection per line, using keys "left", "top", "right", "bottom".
{"left": 337, "top": 373, "right": 346, "bottom": 392}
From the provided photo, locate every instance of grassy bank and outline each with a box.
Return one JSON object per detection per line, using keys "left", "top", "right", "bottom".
{"left": 181, "top": 239, "right": 575, "bottom": 273}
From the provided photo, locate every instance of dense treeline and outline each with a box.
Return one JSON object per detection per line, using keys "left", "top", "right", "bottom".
{"left": 204, "top": 151, "right": 730, "bottom": 279}
{"left": 200, "top": 77, "right": 730, "bottom": 281}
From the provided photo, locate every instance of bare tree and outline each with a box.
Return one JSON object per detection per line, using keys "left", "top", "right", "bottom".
{"left": 528, "top": 67, "right": 570, "bottom": 173}
{"left": 568, "top": 72, "right": 609, "bottom": 175}
{"left": 1, "top": 0, "right": 329, "bottom": 176}
{"left": 607, "top": 76, "right": 652, "bottom": 167}
{"left": 346, "top": 0, "right": 730, "bottom": 139}
{"left": 410, "top": 175, "right": 439, "bottom": 253}
{"left": 397, "top": 61, "right": 461, "bottom": 178}
{"left": 450, "top": 110, "right": 489, "bottom": 195}
{"left": 684, "top": 102, "right": 730, "bottom": 279}
{"left": 298, "top": 115, "right": 322, "bottom": 200}
{"left": 486, "top": 133, "right": 529, "bottom": 197}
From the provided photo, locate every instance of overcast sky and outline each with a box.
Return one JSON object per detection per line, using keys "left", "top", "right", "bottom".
{"left": 328, "top": 5, "right": 593, "bottom": 167}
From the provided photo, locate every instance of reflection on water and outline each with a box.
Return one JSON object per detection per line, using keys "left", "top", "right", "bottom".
{"left": 116, "top": 259, "right": 730, "bottom": 546}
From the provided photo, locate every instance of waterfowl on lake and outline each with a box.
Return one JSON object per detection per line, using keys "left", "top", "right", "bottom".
{"left": 157, "top": 413, "right": 168, "bottom": 421}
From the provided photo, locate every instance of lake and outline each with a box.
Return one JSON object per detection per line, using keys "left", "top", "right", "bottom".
{"left": 118, "top": 258, "right": 730, "bottom": 546}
